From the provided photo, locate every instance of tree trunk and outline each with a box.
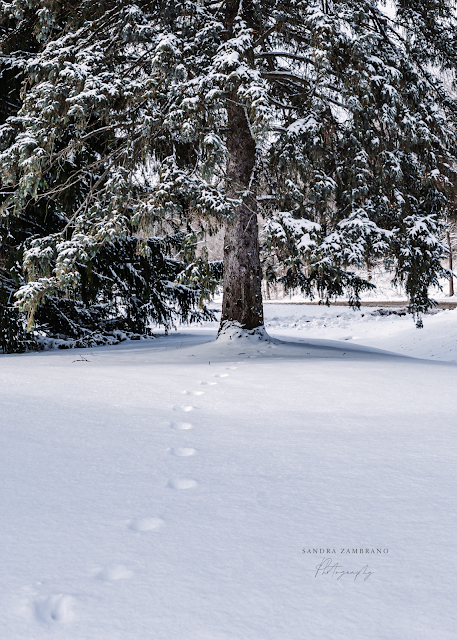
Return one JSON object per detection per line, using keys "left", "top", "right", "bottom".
{"left": 219, "top": 0, "right": 264, "bottom": 334}
{"left": 447, "top": 229, "right": 454, "bottom": 297}
{"left": 220, "top": 190, "right": 264, "bottom": 331}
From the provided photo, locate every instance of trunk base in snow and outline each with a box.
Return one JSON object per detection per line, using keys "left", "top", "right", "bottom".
{"left": 217, "top": 321, "right": 272, "bottom": 343}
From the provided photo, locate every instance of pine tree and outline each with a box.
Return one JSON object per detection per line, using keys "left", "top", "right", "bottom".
{"left": 1, "top": 0, "right": 457, "bottom": 338}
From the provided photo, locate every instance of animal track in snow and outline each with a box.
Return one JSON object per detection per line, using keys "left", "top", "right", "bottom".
{"left": 170, "top": 421, "right": 193, "bottom": 430}
{"left": 200, "top": 381, "right": 217, "bottom": 385}
{"left": 214, "top": 374, "right": 229, "bottom": 378}
{"left": 182, "top": 390, "right": 204, "bottom": 396}
{"left": 35, "top": 594, "right": 74, "bottom": 623}
{"left": 129, "top": 517, "right": 164, "bottom": 532}
{"left": 97, "top": 565, "right": 133, "bottom": 581}
{"left": 167, "top": 478, "right": 197, "bottom": 490}
{"left": 174, "top": 405, "right": 194, "bottom": 412}
{"left": 170, "top": 447, "right": 196, "bottom": 457}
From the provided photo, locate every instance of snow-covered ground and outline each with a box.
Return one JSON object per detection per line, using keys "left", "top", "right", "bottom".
{"left": 263, "top": 304, "right": 457, "bottom": 363}
{"left": 1, "top": 307, "right": 456, "bottom": 639}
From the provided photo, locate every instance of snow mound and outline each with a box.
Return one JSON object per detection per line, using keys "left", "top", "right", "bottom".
{"left": 216, "top": 321, "right": 272, "bottom": 344}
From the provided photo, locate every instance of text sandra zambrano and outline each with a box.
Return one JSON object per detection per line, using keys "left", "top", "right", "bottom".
{"left": 302, "top": 549, "right": 389, "bottom": 554}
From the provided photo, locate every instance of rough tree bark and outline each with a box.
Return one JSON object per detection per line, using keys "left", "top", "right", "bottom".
{"left": 219, "top": 0, "right": 264, "bottom": 334}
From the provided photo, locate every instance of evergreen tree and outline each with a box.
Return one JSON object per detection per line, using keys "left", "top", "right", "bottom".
{"left": 0, "top": 3, "right": 221, "bottom": 352}
{"left": 1, "top": 0, "right": 456, "bottom": 338}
